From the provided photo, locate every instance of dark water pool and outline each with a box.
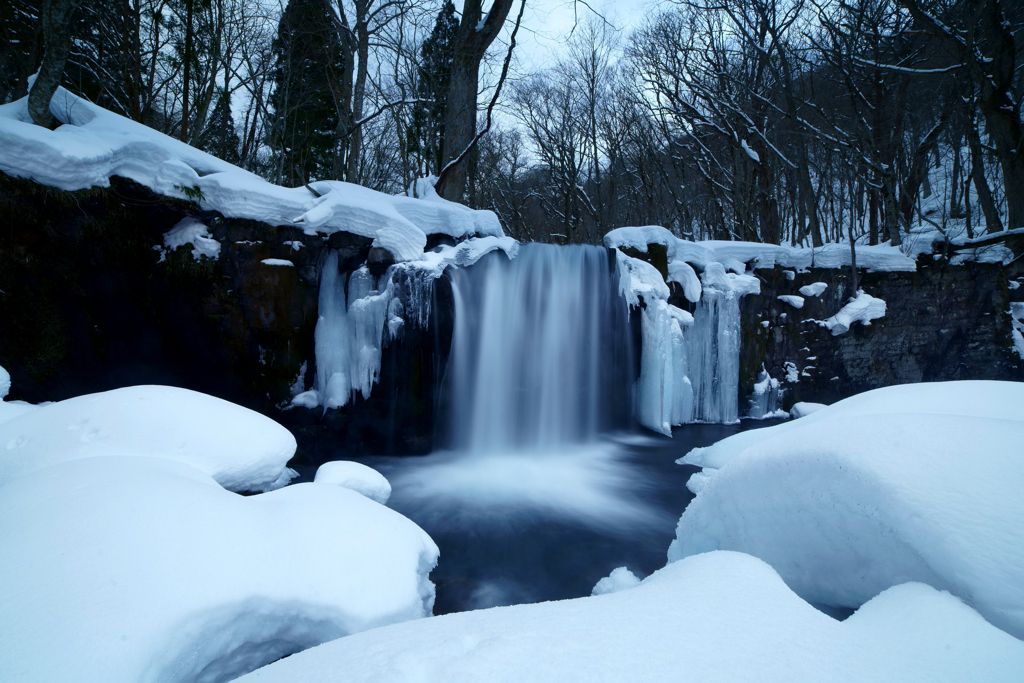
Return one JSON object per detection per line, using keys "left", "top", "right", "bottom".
{"left": 294, "top": 421, "right": 782, "bottom": 615}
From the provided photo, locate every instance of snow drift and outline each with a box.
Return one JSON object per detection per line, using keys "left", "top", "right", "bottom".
{"left": 672, "top": 381, "right": 1024, "bottom": 639}
{"left": 0, "top": 385, "right": 297, "bottom": 492}
{"left": 236, "top": 551, "right": 1024, "bottom": 683}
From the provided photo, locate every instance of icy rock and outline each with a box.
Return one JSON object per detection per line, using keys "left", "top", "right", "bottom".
{"left": 235, "top": 551, "right": 1024, "bottom": 683}
{"left": 0, "top": 385, "right": 297, "bottom": 492}
{"left": 592, "top": 566, "right": 641, "bottom": 595}
{"left": 799, "top": 282, "right": 828, "bottom": 297}
{"left": 0, "top": 455, "right": 438, "bottom": 683}
{"left": 314, "top": 461, "right": 392, "bottom": 505}
{"left": 1011, "top": 303, "right": 1024, "bottom": 360}
{"left": 777, "top": 295, "right": 804, "bottom": 309}
{"left": 747, "top": 367, "right": 784, "bottom": 420}
{"left": 671, "top": 381, "right": 1024, "bottom": 640}
{"left": 819, "top": 291, "right": 885, "bottom": 335}
{"left": 790, "top": 402, "right": 826, "bottom": 418}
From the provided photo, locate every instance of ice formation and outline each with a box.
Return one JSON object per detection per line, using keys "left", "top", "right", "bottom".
{"left": 747, "top": 367, "right": 785, "bottom": 419}
{"left": 448, "top": 244, "right": 631, "bottom": 450}
{"left": 0, "top": 385, "right": 297, "bottom": 492}
{"left": 1011, "top": 302, "right": 1024, "bottom": 360}
{"left": 236, "top": 551, "right": 1024, "bottom": 683}
{"left": 673, "top": 381, "right": 1024, "bottom": 640}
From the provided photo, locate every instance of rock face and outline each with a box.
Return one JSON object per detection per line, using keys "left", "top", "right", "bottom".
{"left": 738, "top": 261, "right": 1024, "bottom": 411}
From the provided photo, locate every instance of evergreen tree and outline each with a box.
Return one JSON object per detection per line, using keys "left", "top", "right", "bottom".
{"left": 198, "top": 89, "right": 240, "bottom": 163}
{"left": 267, "top": 0, "right": 345, "bottom": 186}
{"left": 407, "top": 0, "right": 458, "bottom": 177}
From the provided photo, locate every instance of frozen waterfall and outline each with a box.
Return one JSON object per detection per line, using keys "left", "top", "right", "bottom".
{"left": 446, "top": 243, "right": 633, "bottom": 451}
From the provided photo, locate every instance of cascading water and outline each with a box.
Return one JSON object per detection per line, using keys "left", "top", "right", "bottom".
{"left": 446, "top": 243, "right": 632, "bottom": 452}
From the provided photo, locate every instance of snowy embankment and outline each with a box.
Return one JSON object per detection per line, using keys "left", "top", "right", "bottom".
{"left": 673, "top": 381, "right": 1024, "bottom": 640}
{"left": 0, "top": 379, "right": 438, "bottom": 683}
{"left": 237, "top": 551, "right": 1024, "bottom": 683}
{"left": 0, "top": 88, "right": 501, "bottom": 262}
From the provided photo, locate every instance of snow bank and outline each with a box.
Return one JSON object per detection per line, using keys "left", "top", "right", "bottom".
{"left": 0, "top": 385, "right": 297, "bottom": 492}
{"left": 592, "top": 566, "right": 641, "bottom": 595}
{"left": 0, "top": 89, "right": 503, "bottom": 263}
{"left": 816, "top": 290, "right": 886, "bottom": 335}
{"left": 0, "top": 455, "right": 438, "bottom": 683}
{"left": 604, "top": 225, "right": 917, "bottom": 273}
{"left": 236, "top": 551, "right": 1024, "bottom": 683}
{"left": 672, "top": 381, "right": 1024, "bottom": 640}
{"left": 314, "top": 461, "right": 392, "bottom": 505}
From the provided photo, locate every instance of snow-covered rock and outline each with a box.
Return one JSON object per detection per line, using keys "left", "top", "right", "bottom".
{"left": 789, "top": 401, "right": 826, "bottom": 418}
{"left": 0, "top": 455, "right": 438, "bottom": 683}
{"left": 818, "top": 290, "right": 886, "bottom": 335}
{"left": 672, "top": 381, "right": 1024, "bottom": 640}
{"left": 1011, "top": 302, "right": 1024, "bottom": 360}
{"left": 236, "top": 551, "right": 1024, "bottom": 683}
{"left": 799, "top": 282, "right": 828, "bottom": 297}
{"left": 0, "top": 385, "right": 297, "bottom": 492}
{"left": 0, "top": 89, "right": 503, "bottom": 264}
{"left": 592, "top": 566, "right": 641, "bottom": 595}
{"left": 0, "top": 363, "right": 10, "bottom": 399}
{"left": 777, "top": 295, "right": 804, "bottom": 309}
{"left": 161, "top": 216, "right": 220, "bottom": 261}
{"left": 314, "top": 461, "right": 392, "bottom": 504}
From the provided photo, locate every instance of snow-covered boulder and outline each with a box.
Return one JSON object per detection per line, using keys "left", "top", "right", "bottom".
{"left": 672, "top": 381, "right": 1024, "bottom": 639}
{"left": 0, "top": 455, "right": 438, "bottom": 683}
{"left": 591, "top": 566, "right": 641, "bottom": 596}
{"left": 0, "top": 385, "right": 297, "bottom": 492}
{"left": 236, "top": 551, "right": 1024, "bottom": 683}
{"left": 789, "top": 401, "right": 826, "bottom": 418}
{"left": 314, "top": 461, "right": 392, "bottom": 504}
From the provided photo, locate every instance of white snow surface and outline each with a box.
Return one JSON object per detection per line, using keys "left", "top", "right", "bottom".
{"left": 0, "top": 90, "right": 503, "bottom": 263}
{"left": 672, "top": 381, "right": 1024, "bottom": 640}
{"left": 0, "top": 385, "right": 297, "bottom": 492}
{"left": 162, "top": 217, "right": 220, "bottom": 261}
{"left": 0, "top": 455, "right": 438, "bottom": 683}
{"left": 777, "top": 294, "right": 804, "bottom": 309}
{"left": 261, "top": 258, "right": 294, "bottom": 267}
{"left": 237, "top": 551, "right": 1024, "bottom": 683}
{"left": 799, "top": 282, "right": 829, "bottom": 297}
{"left": 314, "top": 461, "right": 392, "bottom": 505}
{"left": 604, "top": 225, "right": 917, "bottom": 273}
{"left": 817, "top": 290, "right": 886, "bottom": 335}
{"left": 592, "top": 566, "right": 642, "bottom": 595}
{"left": 789, "top": 401, "right": 826, "bottom": 418}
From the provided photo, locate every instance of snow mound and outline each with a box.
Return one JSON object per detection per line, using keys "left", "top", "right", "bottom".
{"left": 799, "top": 282, "right": 828, "bottom": 297}
{"left": 314, "top": 461, "right": 392, "bottom": 504}
{"left": 592, "top": 566, "right": 641, "bottom": 595}
{"left": 777, "top": 294, "right": 804, "bottom": 309}
{"left": 789, "top": 401, "right": 826, "bottom": 418}
{"left": 236, "top": 551, "right": 1024, "bottom": 683}
{"left": 0, "top": 89, "right": 503, "bottom": 263}
{"left": 818, "top": 290, "right": 886, "bottom": 335}
{"left": 0, "top": 363, "right": 9, "bottom": 399}
{"left": 162, "top": 216, "right": 220, "bottom": 261}
{"left": 672, "top": 381, "right": 1024, "bottom": 640}
{"left": 0, "top": 455, "right": 438, "bottom": 683}
{"left": 0, "top": 385, "right": 297, "bottom": 492}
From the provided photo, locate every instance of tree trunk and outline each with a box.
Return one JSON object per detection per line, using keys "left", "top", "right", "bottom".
{"left": 346, "top": 3, "right": 370, "bottom": 182}
{"left": 966, "top": 119, "right": 1003, "bottom": 234}
{"left": 28, "top": 0, "right": 84, "bottom": 128}
{"left": 180, "top": 0, "right": 194, "bottom": 142}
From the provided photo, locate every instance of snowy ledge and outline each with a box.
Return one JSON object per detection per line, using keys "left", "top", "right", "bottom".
{"left": 0, "top": 89, "right": 504, "bottom": 263}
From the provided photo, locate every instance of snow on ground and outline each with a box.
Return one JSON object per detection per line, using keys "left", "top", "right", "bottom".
{"left": 815, "top": 290, "right": 886, "bottom": 335}
{"left": 673, "top": 381, "right": 1024, "bottom": 640}
{"left": 236, "top": 551, "right": 1024, "bottom": 683}
{"left": 591, "top": 566, "right": 641, "bottom": 595}
{"left": 0, "top": 455, "right": 438, "bottom": 683}
{"left": 0, "top": 385, "right": 297, "bottom": 492}
{"left": 0, "top": 89, "right": 502, "bottom": 263}
{"left": 314, "top": 461, "right": 392, "bottom": 504}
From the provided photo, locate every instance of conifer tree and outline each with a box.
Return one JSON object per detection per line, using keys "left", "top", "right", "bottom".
{"left": 198, "top": 88, "right": 240, "bottom": 163}
{"left": 406, "top": 0, "right": 458, "bottom": 177}
{"left": 267, "top": 0, "right": 345, "bottom": 186}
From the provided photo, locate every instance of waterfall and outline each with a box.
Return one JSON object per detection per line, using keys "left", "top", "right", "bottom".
{"left": 446, "top": 243, "right": 632, "bottom": 452}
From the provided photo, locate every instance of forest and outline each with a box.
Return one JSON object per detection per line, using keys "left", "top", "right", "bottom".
{"left": 2, "top": 0, "right": 1021, "bottom": 247}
